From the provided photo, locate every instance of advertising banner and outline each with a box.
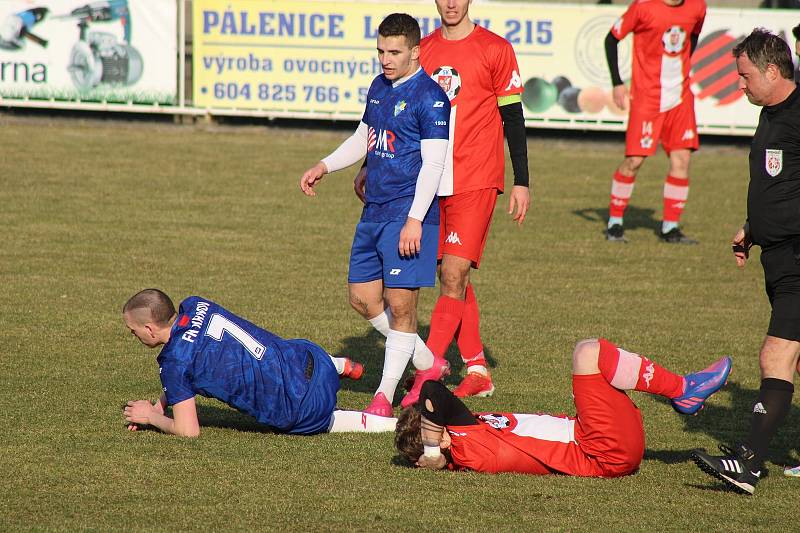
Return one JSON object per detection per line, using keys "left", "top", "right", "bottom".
{"left": 192, "top": 0, "right": 798, "bottom": 134}
{"left": 0, "top": 0, "right": 177, "bottom": 105}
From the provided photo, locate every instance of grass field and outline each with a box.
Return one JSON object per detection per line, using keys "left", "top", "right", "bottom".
{"left": 1, "top": 114, "right": 798, "bottom": 531}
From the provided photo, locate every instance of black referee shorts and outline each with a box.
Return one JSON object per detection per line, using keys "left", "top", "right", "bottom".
{"left": 761, "top": 240, "right": 800, "bottom": 341}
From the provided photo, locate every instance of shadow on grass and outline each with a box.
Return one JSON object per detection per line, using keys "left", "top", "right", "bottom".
{"left": 647, "top": 380, "right": 800, "bottom": 466}
{"left": 196, "top": 404, "right": 276, "bottom": 434}
{"left": 572, "top": 205, "right": 660, "bottom": 236}
{"left": 336, "top": 324, "right": 497, "bottom": 400}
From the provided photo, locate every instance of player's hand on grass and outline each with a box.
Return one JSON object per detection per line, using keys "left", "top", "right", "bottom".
{"left": 416, "top": 453, "right": 447, "bottom": 470}
{"left": 612, "top": 84, "right": 629, "bottom": 111}
{"left": 124, "top": 399, "right": 160, "bottom": 427}
{"left": 399, "top": 217, "right": 422, "bottom": 257}
{"left": 732, "top": 225, "right": 752, "bottom": 268}
{"left": 300, "top": 162, "right": 328, "bottom": 196}
{"left": 354, "top": 166, "right": 367, "bottom": 204}
{"left": 508, "top": 185, "right": 530, "bottom": 226}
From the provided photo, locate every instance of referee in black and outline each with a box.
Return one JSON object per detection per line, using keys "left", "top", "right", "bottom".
{"left": 691, "top": 28, "right": 800, "bottom": 495}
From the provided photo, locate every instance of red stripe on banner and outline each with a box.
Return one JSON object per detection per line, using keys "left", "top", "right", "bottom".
{"left": 697, "top": 70, "right": 740, "bottom": 99}
{"left": 691, "top": 56, "right": 736, "bottom": 85}
{"left": 692, "top": 34, "right": 736, "bottom": 65}
{"left": 717, "top": 89, "right": 743, "bottom": 106}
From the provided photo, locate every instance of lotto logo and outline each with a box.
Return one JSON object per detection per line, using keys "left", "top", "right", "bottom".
{"left": 389, "top": 268, "right": 402, "bottom": 275}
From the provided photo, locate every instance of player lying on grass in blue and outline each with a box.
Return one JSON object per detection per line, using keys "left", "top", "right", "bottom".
{"left": 395, "top": 338, "right": 731, "bottom": 477}
{"left": 122, "top": 289, "right": 397, "bottom": 436}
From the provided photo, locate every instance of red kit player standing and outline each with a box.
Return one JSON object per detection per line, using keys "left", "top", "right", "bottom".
{"left": 405, "top": 0, "right": 531, "bottom": 403}
{"left": 604, "top": 0, "right": 706, "bottom": 244}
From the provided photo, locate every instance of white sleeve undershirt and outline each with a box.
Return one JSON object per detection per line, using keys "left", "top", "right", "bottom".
{"left": 408, "top": 138, "right": 448, "bottom": 221}
{"left": 321, "top": 121, "right": 368, "bottom": 173}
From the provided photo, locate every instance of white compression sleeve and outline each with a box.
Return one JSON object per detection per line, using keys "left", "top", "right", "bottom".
{"left": 321, "top": 121, "right": 368, "bottom": 173}
{"left": 407, "top": 138, "right": 448, "bottom": 221}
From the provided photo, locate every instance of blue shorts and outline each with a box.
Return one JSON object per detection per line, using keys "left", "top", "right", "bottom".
{"left": 289, "top": 341, "right": 340, "bottom": 435}
{"left": 348, "top": 219, "right": 439, "bottom": 288}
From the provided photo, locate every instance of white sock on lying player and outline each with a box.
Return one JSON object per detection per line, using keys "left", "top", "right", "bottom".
{"left": 329, "top": 356, "right": 346, "bottom": 375}
{"left": 327, "top": 410, "right": 398, "bottom": 432}
{"left": 368, "top": 309, "right": 434, "bottom": 370}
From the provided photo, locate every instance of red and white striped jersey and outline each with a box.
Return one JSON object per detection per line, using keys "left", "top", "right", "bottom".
{"left": 611, "top": 0, "right": 706, "bottom": 113}
{"left": 420, "top": 25, "right": 523, "bottom": 196}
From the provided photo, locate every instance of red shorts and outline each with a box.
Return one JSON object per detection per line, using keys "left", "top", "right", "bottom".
{"left": 572, "top": 373, "right": 644, "bottom": 478}
{"left": 446, "top": 374, "right": 644, "bottom": 477}
{"left": 438, "top": 188, "right": 498, "bottom": 268}
{"left": 625, "top": 96, "right": 699, "bottom": 157}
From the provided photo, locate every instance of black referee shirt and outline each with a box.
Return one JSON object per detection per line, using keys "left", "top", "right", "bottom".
{"left": 747, "top": 85, "right": 800, "bottom": 250}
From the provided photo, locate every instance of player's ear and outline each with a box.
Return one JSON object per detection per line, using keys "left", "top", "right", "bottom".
{"left": 411, "top": 44, "right": 420, "bottom": 61}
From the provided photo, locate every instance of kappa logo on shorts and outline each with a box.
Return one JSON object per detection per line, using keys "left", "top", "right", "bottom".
{"left": 681, "top": 129, "right": 695, "bottom": 141}
{"left": 445, "top": 231, "right": 462, "bottom": 245}
{"left": 389, "top": 268, "right": 402, "bottom": 275}
{"left": 766, "top": 149, "right": 783, "bottom": 177}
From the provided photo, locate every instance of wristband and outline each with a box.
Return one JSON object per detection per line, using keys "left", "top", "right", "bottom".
{"left": 423, "top": 445, "right": 442, "bottom": 458}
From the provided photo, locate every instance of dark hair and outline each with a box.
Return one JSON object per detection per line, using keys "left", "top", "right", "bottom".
{"left": 732, "top": 28, "right": 794, "bottom": 80}
{"left": 378, "top": 13, "right": 421, "bottom": 48}
{"left": 395, "top": 407, "right": 424, "bottom": 464}
{"left": 792, "top": 23, "right": 800, "bottom": 42}
{"left": 123, "top": 288, "right": 176, "bottom": 325}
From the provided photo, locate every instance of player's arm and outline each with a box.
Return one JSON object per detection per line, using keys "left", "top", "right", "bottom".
{"left": 399, "top": 138, "right": 448, "bottom": 257}
{"left": 415, "top": 381, "right": 477, "bottom": 469}
{"left": 499, "top": 97, "right": 531, "bottom": 226}
{"left": 353, "top": 159, "right": 368, "bottom": 204}
{"left": 605, "top": 31, "right": 629, "bottom": 111}
{"left": 300, "top": 121, "right": 369, "bottom": 196}
{"left": 124, "top": 396, "right": 200, "bottom": 437}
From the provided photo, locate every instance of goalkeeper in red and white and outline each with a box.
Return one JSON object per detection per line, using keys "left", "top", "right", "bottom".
{"left": 396, "top": 338, "right": 730, "bottom": 476}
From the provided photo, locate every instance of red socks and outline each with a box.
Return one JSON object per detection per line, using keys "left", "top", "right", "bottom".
{"left": 426, "top": 295, "right": 465, "bottom": 358}
{"left": 663, "top": 175, "right": 689, "bottom": 223}
{"left": 609, "top": 170, "right": 636, "bottom": 219}
{"left": 597, "top": 339, "right": 684, "bottom": 398}
{"left": 457, "top": 284, "right": 485, "bottom": 367}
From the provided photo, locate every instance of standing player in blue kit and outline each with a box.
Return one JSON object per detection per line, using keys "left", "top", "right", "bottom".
{"left": 299, "top": 13, "right": 451, "bottom": 417}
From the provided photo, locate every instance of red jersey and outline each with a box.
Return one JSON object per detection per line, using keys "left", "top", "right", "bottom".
{"left": 447, "top": 412, "right": 606, "bottom": 476}
{"left": 611, "top": 0, "right": 706, "bottom": 113}
{"left": 420, "top": 25, "right": 523, "bottom": 196}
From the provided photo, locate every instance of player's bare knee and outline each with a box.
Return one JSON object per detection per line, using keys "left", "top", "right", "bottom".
{"left": 620, "top": 156, "right": 645, "bottom": 175}
{"left": 572, "top": 339, "right": 600, "bottom": 374}
{"left": 439, "top": 266, "right": 469, "bottom": 298}
{"left": 348, "top": 293, "right": 371, "bottom": 319}
{"left": 387, "top": 302, "right": 416, "bottom": 331}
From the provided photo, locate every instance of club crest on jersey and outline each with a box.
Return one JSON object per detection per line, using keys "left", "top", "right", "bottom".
{"left": 479, "top": 413, "right": 511, "bottom": 429}
{"left": 394, "top": 100, "right": 407, "bottom": 117}
{"left": 766, "top": 149, "right": 783, "bottom": 177}
{"left": 662, "top": 25, "right": 687, "bottom": 54}
{"left": 431, "top": 66, "right": 461, "bottom": 101}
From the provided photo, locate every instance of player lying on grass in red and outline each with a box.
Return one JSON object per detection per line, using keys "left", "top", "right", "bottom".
{"left": 395, "top": 338, "right": 730, "bottom": 476}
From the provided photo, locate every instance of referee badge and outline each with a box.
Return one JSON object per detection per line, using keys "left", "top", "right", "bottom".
{"left": 766, "top": 149, "right": 783, "bottom": 177}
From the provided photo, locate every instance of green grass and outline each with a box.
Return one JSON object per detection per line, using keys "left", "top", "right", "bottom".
{"left": 0, "top": 115, "right": 797, "bottom": 531}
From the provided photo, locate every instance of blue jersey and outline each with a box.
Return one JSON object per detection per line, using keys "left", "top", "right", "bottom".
{"left": 362, "top": 68, "right": 450, "bottom": 224}
{"left": 157, "top": 296, "right": 335, "bottom": 432}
